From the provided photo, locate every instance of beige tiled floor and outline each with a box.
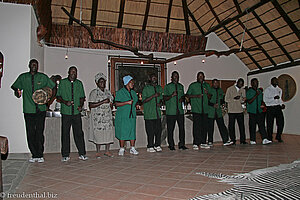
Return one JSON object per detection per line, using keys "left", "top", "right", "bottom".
{"left": 15, "top": 134, "right": 300, "bottom": 200}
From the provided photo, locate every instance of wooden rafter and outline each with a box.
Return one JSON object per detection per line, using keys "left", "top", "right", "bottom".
{"left": 117, "top": 0, "right": 126, "bottom": 28}
{"left": 252, "top": 11, "right": 293, "bottom": 63}
{"left": 90, "top": 0, "right": 98, "bottom": 26}
{"left": 248, "top": 60, "right": 300, "bottom": 76}
{"left": 182, "top": 0, "right": 190, "bottom": 35}
{"left": 272, "top": 0, "right": 300, "bottom": 41}
{"left": 236, "top": 18, "right": 277, "bottom": 67}
{"left": 142, "top": 0, "right": 151, "bottom": 31}
{"left": 187, "top": 7, "right": 205, "bottom": 34}
{"left": 68, "top": 0, "right": 77, "bottom": 25}
{"left": 233, "top": 0, "right": 242, "bottom": 14}
{"left": 204, "top": 0, "right": 261, "bottom": 69}
{"left": 165, "top": 0, "right": 173, "bottom": 32}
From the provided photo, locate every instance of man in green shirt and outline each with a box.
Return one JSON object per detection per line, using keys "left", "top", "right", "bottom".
{"left": 11, "top": 59, "right": 55, "bottom": 163}
{"left": 207, "top": 79, "right": 232, "bottom": 146}
{"left": 246, "top": 78, "right": 272, "bottom": 145}
{"left": 142, "top": 73, "right": 163, "bottom": 153}
{"left": 56, "top": 66, "right": 88, "bottom": 162}
{"left": 186, "top": 72, "right": 211, "bottom": 150}
{"left": 163, "top": 71, "right": 188, "bottom": 150}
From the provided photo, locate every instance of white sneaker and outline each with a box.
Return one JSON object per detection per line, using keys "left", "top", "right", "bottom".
{"left": 147, "top": 147, "right": 156, "bottom": 153}
{"left": 118, "top": 148, "right": 125, "bottom": 156}
{"left": 262, "top": 138, "right": 272, "bottom": 145}
{"left": 37, "top": 157, "right": 44, "bottom": 163}
{"left": 154, "top": 146, "right": 162, "bottom": 152}
{"left": 200, "top": 144, "right": 210, "bottom": 149}
{"left": 223, "top": 141, "right": 233, "bottom": 146}
{"left": 29, "top": 158, "right": 38, "bottom": 163}
{"left": 61, "top": 157, "right": 70, "bottom": 162}
{"left": 250, "top": 141, "right": 257, "bottom": 145}
{"left": 79, "top": 155, "right": 88, "bottom": 161}
{"left": 193, "top": 145, "right": 199, "bottom": 150}
{"left": 208, "top": 142, "right": 213, "bottom": 147}
{"left": 130, "top": 147, "right": 139, "bottom": 155}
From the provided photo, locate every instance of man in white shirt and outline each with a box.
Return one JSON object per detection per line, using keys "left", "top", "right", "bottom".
{"left": 263, "top": 77, "right": 285, "bottom": 142}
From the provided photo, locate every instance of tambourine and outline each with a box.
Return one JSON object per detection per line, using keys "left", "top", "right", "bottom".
{"left": 32, "top": 87, "right": 52, "bottom": 105}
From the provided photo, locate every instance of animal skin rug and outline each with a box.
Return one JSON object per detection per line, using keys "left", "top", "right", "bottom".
{"left": 191, "top": 160, "right": 300, "bottom": 200}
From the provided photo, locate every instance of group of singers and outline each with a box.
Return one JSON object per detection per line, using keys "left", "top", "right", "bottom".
{"left": 11, "top": 59, "right": 285, "bottom": 163}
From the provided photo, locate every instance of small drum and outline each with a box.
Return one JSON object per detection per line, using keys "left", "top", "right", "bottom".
{"left": 32, "top": 87, "right": 52, "bottom": 105}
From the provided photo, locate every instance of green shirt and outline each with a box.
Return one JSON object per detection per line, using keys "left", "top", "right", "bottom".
{"left": 246, "top": 88, "right": 263, "bottom": 114}
{"left": 186, "top": 81, "right": 211, "bottom": 114}
{"left": 142, "top": 84, "right": 163, "bottom": 120}
{"left": 56, "top": 78, "right": 85, "bottom": 115}
{"left": 208, "top": 87, "right": 224, "bottom": 118}
{"left": 11, "top": 72, "right": 55, "bottom": 114}
{"left": 164, "top": 82, "right": 184, "bottom": 115}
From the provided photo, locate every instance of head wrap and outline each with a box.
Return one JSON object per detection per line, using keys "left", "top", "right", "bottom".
{"left": 123, "top": 75, "right": 133, "bottom": 85}
{"left": 95, "top": 72, "right": 107, "bottom": 83}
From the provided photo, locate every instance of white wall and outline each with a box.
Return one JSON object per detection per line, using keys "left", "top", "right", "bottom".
{"left": 249, "top": 66, "right": 300, "bottom": 134}
{"left": 0, "top": 3, "right": 39, "bottom": 153}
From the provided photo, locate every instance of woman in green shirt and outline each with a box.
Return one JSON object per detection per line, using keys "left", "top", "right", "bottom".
{"left": 115, "top": 75, "right": 139, "bottom": 156}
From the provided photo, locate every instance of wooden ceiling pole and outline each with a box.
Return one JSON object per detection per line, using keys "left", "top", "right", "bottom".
{"left": 90, "top": 0, "right": 99, "bottom": 26}
{"left": 272, "top": 0, "right": 300, "bottom": 41}
{"left": 236, "top": 18, "right": 277, "bottom": 67}
{"left": 252, "top": 11, "right": 293, "bottom": 63}
{"left": 166, "top": 0, "right": 173, "bottom": 32}
{"left": 182, "top": 0, "right": 190, "bottom": 35}
{"left": 187, "top": 8, "right": 205, "bottom": 34}
{"left": 68, "top": 0, "right": 77, "bottom": 25}
{"left": 233, "top": 0, "right": 242, "bottom": 14}
{"left": 205, "top": 0, "right": 261, "bottom": 70}
{"left": 117, "top": 0, "right": 126, "bottom": 28}
{"left": 142, "top": 0, "right": 151, "bottom": 31}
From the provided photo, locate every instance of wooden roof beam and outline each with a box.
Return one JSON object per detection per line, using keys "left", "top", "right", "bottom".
{"left": 117, "top": 0, "right": 126, "bottom": 28}
{"left": 90, "top": 0, "right": 98, "bottom": 26}
{"left": 166, "top": 0, "right": 173, "bottom": 32}
{"left": 272, "top": 0, "right": 300, "bottom": 41}
{"left": 252, "top": 11, "right": 293, "bottom": 63}
{"left": 142, "top": 0, "right": 151, "bottom": 31}
{"left": 187, "top": 7, "right": 205, "bottom": 34}
{"left": 68, "top": 0, "right": 77, "bottom": 25}
{"left": 233, "top": 0, "right": 242, "bottom": 14}
{"left": 236, "top": 18, "right": 277, "bottom": 67}
{"left": 182, "top": 0, "right": 190, "bottom": 35}
{"left": 205, "top": 0, "right": 261, "bottom": 70}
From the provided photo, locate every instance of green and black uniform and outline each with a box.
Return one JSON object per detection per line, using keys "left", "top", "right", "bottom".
{"left": 164, "top": 82, "right": 185, "bottom": 148}
{"left": 142, "top": 84, "right": 163, "bottom": 148}
{"left": 207, "top": 87, "right": 229, "bottom": 143}
{"left": 57, "top": 78, "right": 86, "bottom": 157}
{"left": 11, "top": 72, "right": 55, "bottom": 158}
{"left": 186, "top": 81, "right": 211, "bottom": 145}
{"left": 246, "top": 87, "right": 267, "bottom": 142}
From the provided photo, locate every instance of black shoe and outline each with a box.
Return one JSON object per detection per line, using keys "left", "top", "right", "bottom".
{"left": 277, "top": 139, "right": 284, "bottom": 143}
{"left": 169, "top": 146, "right": 176, "bottom": 151}
{"left": 240, "top": 141, "right": 248, "bottom": 144}
{"left": 179, "top": 146, "right": 188, "bottom": 150}
{"left": 232, "top": 141, "right": 236, "bottom": 145}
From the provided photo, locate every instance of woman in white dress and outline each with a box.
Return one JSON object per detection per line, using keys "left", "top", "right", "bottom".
{"left": 88, "top": 72, "right": 114, "bottom": 158}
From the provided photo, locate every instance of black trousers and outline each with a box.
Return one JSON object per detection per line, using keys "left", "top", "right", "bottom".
{"left": 249, "top": 113, "right": 267, "bottom": 141}
{"left": 145, "top": 119, "right": 162, "bottom": 148}
{"left": 266, "top": 105, "right": 284, "bottom": 140}
{"left": 166, "top": 114, "right": 185, "bottom": 147}
{"left": 208, "top": 116, "right": 229, "bottom": 143}
{"left": 61, "top": 114, "right": 86, "bottom": 157}
{"left": 24, "top": 111, "right": 46, "bottom": 158}
{"left": 192, "top": 113, "right": 208, "bottom": 145}
{"left": 228, "top": 113, "right": 246, "bottom": 143}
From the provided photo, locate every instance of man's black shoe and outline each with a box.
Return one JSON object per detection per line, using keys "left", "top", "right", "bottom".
{"left": 240, "top": 141, "right": 248, "bottom": 144}
{"left": 169, "top": 146, "right": 176, "bottom": 151}
{"left": 179, "top": 146, "right": 188, "bottom": 150}
{"left": 277, "top": 139, "right": 284, "bottom": 143}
